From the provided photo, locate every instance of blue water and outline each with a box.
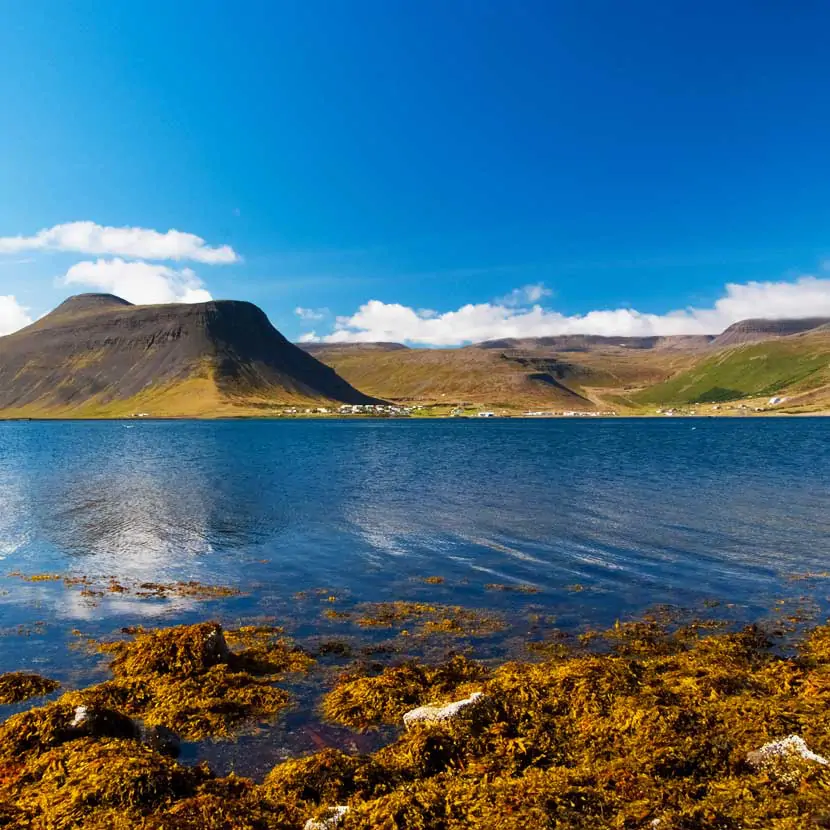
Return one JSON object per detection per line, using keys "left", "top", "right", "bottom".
{"left": 0, "top": 417, "right": 828, "bottom": 771}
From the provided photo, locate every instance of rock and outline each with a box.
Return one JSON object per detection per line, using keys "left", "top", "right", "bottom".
{"left": 68, "top": 703, "right": 137, "bottom": 741}
{"left": 403, "top": 691, "right": 486, "bottom": 728}
{"left": 746, "top": 735, "right": 829, "bottom": 785}
{"left": 303, "top": 805, "right": 349, "bottom": 830}
{"left": 142, "top": 724, "right": 181, "bottom": 758}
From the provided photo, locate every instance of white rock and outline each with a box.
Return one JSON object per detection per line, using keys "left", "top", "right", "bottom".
{"left": 747, "top": 735, "right": 829, "bottom": 769}
{"left": 303, "top": 805, "right": 349, "bottom": 830}
{"left": 746, "top": 735, "right": 829, "bottom": 785}
{"left": 403, "top": 691, "right": 485, "bottom": 728}
{"left": 71, "top": 705, "right": 89, "bottom": 727}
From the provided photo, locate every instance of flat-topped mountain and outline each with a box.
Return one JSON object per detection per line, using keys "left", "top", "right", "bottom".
{"left": 0, "top": 294, "right": 377, "bottom": 417}
{"left": 476, "top": 334, "right": 715, "bottom": 352}
{"left": 709, "top": 317, "right": 830, "bottom": 348}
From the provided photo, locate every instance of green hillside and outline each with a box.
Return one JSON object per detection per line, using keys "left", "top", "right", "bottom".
{"left": 633, "top": 333, "right": 830, "bottom": 405}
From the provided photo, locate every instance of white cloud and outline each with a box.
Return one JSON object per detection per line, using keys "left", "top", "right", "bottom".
{"left": 0, "top": 295, "right": 32, "bottom": 335}
{"left": 303, "top": 276, "right": 830, "bottom": 346}
{"left": 294, "top": 306, "right": 329, "bottom": 321}
{"left": 0, "top": 221, "right": 239, "bottom": 264}
{"left": 63, "top": 258, "right": 213, "bottom": 305}
{"left": 500, "top": 282, "right": 553, "bottom": 306}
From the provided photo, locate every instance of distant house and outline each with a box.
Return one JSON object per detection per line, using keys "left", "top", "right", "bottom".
{"left": 768, "top": 396, "right": 784, "bottom": 405}
{"left": 478, "top": 411, "right": 495, "bottom": 418}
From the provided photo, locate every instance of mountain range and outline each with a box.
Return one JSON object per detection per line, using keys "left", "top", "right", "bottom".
{"left": 0, "top": 293, "right": 828, "bottom": 417}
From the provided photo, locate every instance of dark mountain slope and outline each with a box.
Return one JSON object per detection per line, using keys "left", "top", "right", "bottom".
{"left": 0, "top": 294, "right": 377, "bottom": 416}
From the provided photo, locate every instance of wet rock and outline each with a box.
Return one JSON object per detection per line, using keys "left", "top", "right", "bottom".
{"left": 403, "top": 691, "right": 486, "bottom": 728}
{"left": 143, "top": 724, "right": 182, "bottom": 758}
{"left": 68, "top": 703, "right": 138, "bottom": 741}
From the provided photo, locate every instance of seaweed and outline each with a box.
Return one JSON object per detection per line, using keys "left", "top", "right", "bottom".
{"left": 9, "top": 738, "right": 196, "bottom": 828}
{"left": 147, "top": 775, "right": 300, "bottom": 830}
{"left": 313, "top": 617, "right": 830, "bottom": 826}
{"left": 0, "top": 672, "right": 59, "bottom": 704}
{"left": 3, "top": 614, "right": 830, "bottom": 827}
{"left": 484, "top": 583, "right": 539, "bottom": 594}
{"left": 350, "top": 602, "right": 505, "bottom": 638}
{"left": 263, "top": 749, "right": 389, "bottom": 809}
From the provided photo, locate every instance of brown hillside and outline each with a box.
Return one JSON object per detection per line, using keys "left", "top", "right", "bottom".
{"left": 299, "top": 341, "right": 704, "bottom": 409}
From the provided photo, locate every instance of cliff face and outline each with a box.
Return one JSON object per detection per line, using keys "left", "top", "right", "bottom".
{"left": 0, "top": 294, "right": 378, "bottom": 415}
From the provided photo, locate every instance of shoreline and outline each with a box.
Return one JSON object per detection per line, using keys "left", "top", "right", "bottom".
{"left": 1, "top": 410, "right": 829, "bottom": 422}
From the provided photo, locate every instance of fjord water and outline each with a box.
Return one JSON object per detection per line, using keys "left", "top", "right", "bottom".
{"left": 1, "top": 417, "right": 828, "bottom": 640}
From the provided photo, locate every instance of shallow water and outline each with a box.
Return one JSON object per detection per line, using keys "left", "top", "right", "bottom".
{"left": 0, "top": 417, "right": 828, "bottom": 773}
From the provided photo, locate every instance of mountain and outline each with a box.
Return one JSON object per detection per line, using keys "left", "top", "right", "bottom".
{"left": 0, "top": 294, "right": 377, "bottom": 417}
{"left": 709, "top": 318, "right": 830, "bottom": 348}
{"left": 476, "top": 334, "right": 714, "bottom": 352}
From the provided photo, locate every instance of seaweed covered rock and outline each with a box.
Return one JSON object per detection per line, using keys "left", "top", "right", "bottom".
{"left": 5, "top": 614, "right": 830, "bottom": 827}
{"left": 146, "top": 775, "right": 300, "bottom": 830}
{"left": 321, "top": 655, "right": 487, "bottom": 730}
{"left": 226, "top": 625, "right": 316, "bottom": 675}
{"left": 263, "top": 748, "right": 389, "bottom": 810}
{"left": 340, "top": 768, "right": 609, "bottom": 830}
{"left": 108, "top": 622, "right": 231, "bottom": 679}
{"left": 0, "top": 699, "right": 136, "bottom": 762}
{"left": 81, "top": 622, "right": 312, "bottom": 740}
{"left": 8, "top": 738, "right": 198, "bottom": 829}
{"left": 0, "top": 672, "right": 60, "bottom": 705}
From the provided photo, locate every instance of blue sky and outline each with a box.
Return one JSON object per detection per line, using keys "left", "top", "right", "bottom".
{"left": 2, "top": 1, "right": 830, "bottom": 344}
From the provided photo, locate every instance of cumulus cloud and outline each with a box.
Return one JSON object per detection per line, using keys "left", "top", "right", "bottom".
{"left": 0, "top": 295, "right": 32, "bottom": 335}
{"left": 0, "top": 221, "right": 238, "bottom": 264}
{"left": 303, "top": 276, "right": 830, "bottom": 346}
{"left": 63, "top": 258, "right": 213, "bottom": 305}
{"left": 294, "top": 306, "right": 329, "bottom": 321}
